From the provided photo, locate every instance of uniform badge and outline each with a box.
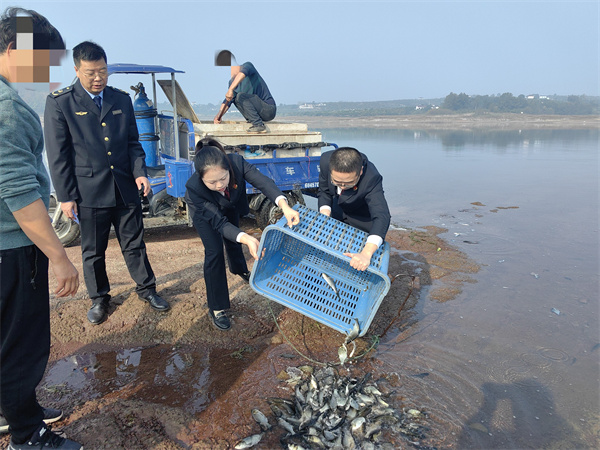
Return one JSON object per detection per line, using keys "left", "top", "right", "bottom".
{"left": 112, "top": 109, "right": 122, "bottom": 115}
{"left": 51, "top": 85, "right": 72, "bottom": 97}
{"left": 75, "top": 111, "right": 88, "bottom": 115}
{"left": 112, "top": 87, "right": 129, "bottom": 95}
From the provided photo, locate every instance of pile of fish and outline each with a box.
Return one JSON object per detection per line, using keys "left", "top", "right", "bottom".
{"left": 235, "top": 365, "right": 432, "bottom": 449}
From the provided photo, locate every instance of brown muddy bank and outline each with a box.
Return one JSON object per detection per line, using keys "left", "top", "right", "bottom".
{"left": 0, "top": 218, "right": 479, "bottom": 449}
{"left": 283, "top": 113, "right": 599, "bottom": 130}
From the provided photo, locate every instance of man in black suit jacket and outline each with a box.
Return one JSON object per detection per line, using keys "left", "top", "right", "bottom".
{"left": 45, "top": 41, "right": 169, "bottom": 324}
{"left": 318, "top": 147, "right": 391, "bottom": 271}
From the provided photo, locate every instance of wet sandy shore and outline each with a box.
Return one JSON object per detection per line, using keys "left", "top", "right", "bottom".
{"left": 0, "top": 217, "right": 480, "bottom": 449}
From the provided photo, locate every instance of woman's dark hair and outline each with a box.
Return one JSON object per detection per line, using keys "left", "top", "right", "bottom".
{"left": 194, "top": 138, "right": 236, "bottom": 189}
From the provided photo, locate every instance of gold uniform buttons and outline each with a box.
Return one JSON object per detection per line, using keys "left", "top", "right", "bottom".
{"left": 107, "top": 152, "right": 112, "bottom": 156}
{"left": 104, "top": 137, "right": 109, "bottom": 141}
{"left": 110, "top": 165, "right": 114, "bottom": 169}
{"left": 102, "top": 122, "right": 106, "bottom": 127}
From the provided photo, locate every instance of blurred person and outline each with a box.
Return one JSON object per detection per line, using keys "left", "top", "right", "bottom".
{"left": 318, "top": 147, "right": 391, "bottom": 271}
{"left": 213, "top": 50, "right": 276, "bottom": 133}
{"left": 185, "top": 139, "right": 299, "bottom": 330}
{"left": 44, "top": 40, "right": 169, "bottom": 325}
{"left": 0, "top": 6, "right": 82, "bottom": 449}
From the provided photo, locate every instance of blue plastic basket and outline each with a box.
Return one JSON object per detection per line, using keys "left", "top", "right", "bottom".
{"left": 249, "top": 204, "right": 390, "bottom": 337}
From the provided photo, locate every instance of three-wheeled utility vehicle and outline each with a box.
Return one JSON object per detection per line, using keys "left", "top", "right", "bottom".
{"left": 49, "top": 64, "right": 335, "bottom": 245}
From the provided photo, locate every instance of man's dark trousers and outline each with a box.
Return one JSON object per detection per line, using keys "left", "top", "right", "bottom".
{"left": 79, "top": 201, "right": 156, "bottom": 304}
{"left": 234, "top": 93, "right": 276, "bottom": 126}
{"left": 0, "top": 245, "right": 48, "bottom": 443}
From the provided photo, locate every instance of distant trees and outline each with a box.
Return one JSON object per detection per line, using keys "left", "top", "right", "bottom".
{"left": 281, "top": 93, "right": 599, "bottom": 117}
{"left": 190, "top": 93, "right": 599, "bottom": 118}
{"left": 443, "top": 92, "right": 471, "bottom": 110}
{"left": 442, "top": 92, "right": 598, "bottom": 115}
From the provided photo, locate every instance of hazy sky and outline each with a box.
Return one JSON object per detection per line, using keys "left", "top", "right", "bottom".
{"left": 6, "top": 0, "right": 599, "bottom": 104}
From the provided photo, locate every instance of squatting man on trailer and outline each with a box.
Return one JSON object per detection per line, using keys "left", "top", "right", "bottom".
{"left": 213, "top": 50, "right": 276, "bottom": 134}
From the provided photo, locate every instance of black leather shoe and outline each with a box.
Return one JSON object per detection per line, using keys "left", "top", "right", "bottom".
{"left": 139, "top": 292, "right": 170, "bottom": 311}
{"left": 87, "top": 302, "right": 108, "bottom": 325}
{"left": 239, "top": 272, "right": 251, "bottom": 284}
{"left": 209, "top": 309, "right": 231, "bottom": 330}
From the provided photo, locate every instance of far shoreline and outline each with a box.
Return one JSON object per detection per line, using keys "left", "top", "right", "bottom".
{"left": 280, "top": 113, "right": 600, "bottom": 130}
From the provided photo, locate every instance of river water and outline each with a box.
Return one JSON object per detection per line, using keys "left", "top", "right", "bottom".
{"left": 315, "top": 127, "right": 599, "bottom": 448}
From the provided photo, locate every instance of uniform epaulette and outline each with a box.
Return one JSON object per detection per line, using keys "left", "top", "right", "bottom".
{"left": 107, "top": 85, "right": 130, "bottom": 95}
{"left": 50, "top": 85, "right": 74, "bottom": 97}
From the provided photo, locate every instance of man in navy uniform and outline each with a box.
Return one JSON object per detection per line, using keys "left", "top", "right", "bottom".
{"left": 318, "top": 147, "right": 391, "bottom": 272}
{"left": 44, "top": 41, "right": 169, "bottom": 325}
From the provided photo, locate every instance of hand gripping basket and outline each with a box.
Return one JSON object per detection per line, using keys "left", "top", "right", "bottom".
{"left": 249, "top": 204, "right": 390, "bottom": 337}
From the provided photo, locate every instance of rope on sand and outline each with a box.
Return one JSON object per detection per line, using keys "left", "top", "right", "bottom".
{"left": 268, "top": 303, "right": 380, "bottom": 367}
{"left": 267, "top": 272, "right": 414, "bottom": 366}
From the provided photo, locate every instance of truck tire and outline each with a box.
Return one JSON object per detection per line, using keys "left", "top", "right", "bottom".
{"left": 49, "top": 196, "right": 80, "bottom": 246}
{"left": 255, "top": 190, "right": 305, "bottom": 230}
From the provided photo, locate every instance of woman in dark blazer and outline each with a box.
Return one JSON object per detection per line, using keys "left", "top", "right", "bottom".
{"left": 185, "top": 139, "right": 299, "bottom": 330}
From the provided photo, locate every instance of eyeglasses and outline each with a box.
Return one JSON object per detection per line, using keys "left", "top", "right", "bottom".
{"left": 81, "top": 69, "right": 108, "bottom": 79}
{"left": 331, "top": 173, "right": 360, "bottom": 188}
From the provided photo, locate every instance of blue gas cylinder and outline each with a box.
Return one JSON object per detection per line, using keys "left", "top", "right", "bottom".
{"left": 132, "top": 82, "right": 159, "bottom": 167}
